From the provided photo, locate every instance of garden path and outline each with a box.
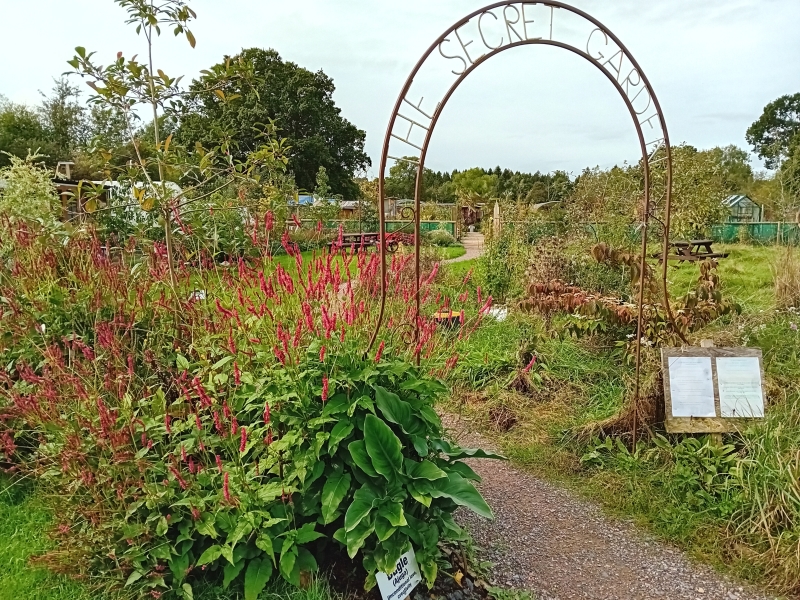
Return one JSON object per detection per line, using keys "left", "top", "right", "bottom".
{"left": 447, "top": 232, "right": 485, "bottom": 263}
{"left": 445, "top": 414, "right": 774, "bottom": 600}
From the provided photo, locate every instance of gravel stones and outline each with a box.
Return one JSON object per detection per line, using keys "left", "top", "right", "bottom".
{"left": 445, "top": 415, "right": 776, "bottom": 600}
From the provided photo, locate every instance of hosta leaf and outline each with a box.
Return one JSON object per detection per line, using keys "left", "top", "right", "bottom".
{"left": 430, "top": 472, "right": 493, "bottom": 519}
{"left": 411, "top": 436, "right": 429, "bottom": 457}
{"left": 374, "top": 385, "right": 426, "bottom": 435}
{"left": 363, "top": 414, "right": 403, "bottom": 483}
{"left": 405, "top": 459, "right": 447, "bottom": 481}
{"left": 321, "top": 470, "right": 351, "bottom": 525}
{"left": 378, "top": 503, "right": 407, "bottom": 527}
{"left": 374, "top": 516, "right": 396, "bottom": 542}
{"left": 445, "top": 460, "right": 482, "bottom": 482}
{"left": 344, "top": 485, "right": 378, "bottom": 532}
{"left": 244, "top": 557, "right": 272, "bottom": 600}
{"left": 346, "top": 518, "right": 374, "bottom": 559}
{"left": 348, "top": 440, "right": 378, "bottom": 477}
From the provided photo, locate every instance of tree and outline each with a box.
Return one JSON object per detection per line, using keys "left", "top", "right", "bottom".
{"left": 452, "top": 168, "right": 497, "bottom": 204}
{"left": 0, "top": 98, "right": 54, "bottom": 167}
{"left": 707, "top": 144, "right": 754, "bottom": 194}
{"left": 178, "top": 48, "right": 369, "bottom": 198}
{"left": 38, "top": 78, "right": 88, "bottom": 163}
{"left": 746, "top": 93, "right": 800, "bottom": 169}
{"left": 0, "top": 154, "right": 60, "bottom": 223}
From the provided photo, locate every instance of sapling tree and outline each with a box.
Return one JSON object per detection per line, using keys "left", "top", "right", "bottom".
{"left": 68, "top": 0, "right": 293, "bottom": 290}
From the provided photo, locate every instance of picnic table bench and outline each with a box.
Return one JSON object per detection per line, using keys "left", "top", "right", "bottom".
{"left": 326, "top": 231, "right": 414, "bottom": 253}
{"left": 657, "top": 239, "right": 730, "bottom": 263}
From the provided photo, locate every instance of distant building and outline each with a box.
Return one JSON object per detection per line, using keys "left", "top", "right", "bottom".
{"left": 723, "top": 194, "right": 762, "bottom": 223}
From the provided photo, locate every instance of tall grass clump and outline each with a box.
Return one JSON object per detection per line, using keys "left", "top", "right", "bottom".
{"left": 774, "top": 247, "right": 800, "bottom": 309}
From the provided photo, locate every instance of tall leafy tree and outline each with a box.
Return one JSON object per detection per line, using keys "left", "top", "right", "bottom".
{"left": 708, "top": 144, "right": 754, "bottom": 194}
{"left": 38, "top": 78, "right": 88, "bottom": 163}
{"left": 0, "top": 97, "right": 55, "bottom": 167}
{"left": 746, "top": 93, "right": 800, "bottom": 169}
{"left": 178, "top": 48, "right": 369, "bottom": 198}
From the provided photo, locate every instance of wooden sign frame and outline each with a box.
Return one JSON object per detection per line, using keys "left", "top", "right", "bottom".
{"left": 661, "top": 347, "right": 766, "bottom": 433}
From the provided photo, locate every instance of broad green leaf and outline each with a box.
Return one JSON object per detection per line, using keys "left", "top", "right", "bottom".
{"left": 344, "top": 485, "right": 378, "bottom": 532}
{"left": 255, "top": 534, "right": 275, "bottom": 565}
{"left": 348, "top": 440, "right": 378, "bottom": 477}
{"left": 156, "top": 516, "right": 168, "bottom": 536}
{"left": 374, "top": 516, "right": 396, "bottom": 542}
{"left": 446, "top": 460, "right": 482, "bottom": 482}
{"left": 295, "top": 523, "right": 325, "bottom": 544}
{"left": 405, "top": 459, "right": 447, "bottom": 481}
{"left": 227, "top": 519, "right": 253, "bottom": 548}
{"left": 223, "top": 559, "right": 245, "bottom": 589}
{"left": 374, "top": 385, "right": 426, "bottom": 436}
{"left": 244, "top": 557, "right": 272, "bottom": 600}
{"left": 125, "top": 570, "right": 144, "bottom": 586}
{"left": 420, "top": 558, "right": 438, "bottom": 587}
{"left": 430, "top": 472, "right": 493, "bottom": 519}
{"left": 346, "top": 518, "right": 374, "bottom": 559}
{"left": 220, "top": 544, "right": 234, "bottom": 565}
{"left": 195, "top": 513, "right": 218, "bottom": 538}
{"left": 321, "top": 470, "right": 351, "bottom": 524}
{"left": 182, "top": 583, "right": 194, "bottom": 600}
{"left": 169, "top": 551, "right": 190, "bottom": 584}
{"left": 328, "top": 420, "right": 354, "bottom": 454}
{"left": 378, "top": 503, "right": 407, "bottom": 527}
{"left": 364, "top": 414, "right": 403, "bottom": 483}
{"left": 408, "top": 480, "right": 432, "bottom": 508}
{"left": 444, "top": 447, "right": 505, "bottom": 461}
{"left": 411, "top": 436, "right": 429, "bottom": 457}
{"left": 196, "top": 545, "right": 222, "bottom": 566}
{"left": 279, "top": 547, "right": 297, "bottom": 583}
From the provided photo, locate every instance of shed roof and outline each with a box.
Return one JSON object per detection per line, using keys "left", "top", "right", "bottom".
{"left": 723, "top": 194, "right": 756, "bottom": 207}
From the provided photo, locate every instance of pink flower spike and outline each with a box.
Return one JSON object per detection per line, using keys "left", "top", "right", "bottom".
{"left": 322, "top": 376, "right": 329, "bottom": 403}
{"left": 374, "top": 341, "right": 385, "bottom": 363}
{"left": 239, "top": 427, "right": 248, "bottom": 453}
{"left": 319, "top": 345, "right": 326, "bottom": 363}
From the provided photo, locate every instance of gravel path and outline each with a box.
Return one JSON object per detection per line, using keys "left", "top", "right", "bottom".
{"left": 445, "top": 414, "right": 775, "bottom": 600}
{"left": 446, "top": 232, "right": 485, "bottom": 263}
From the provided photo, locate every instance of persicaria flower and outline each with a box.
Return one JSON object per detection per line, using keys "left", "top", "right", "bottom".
{"left": 322, "top": 376, "right": 329, "bottom": 403}
{"left": 319, "top": 345, "right": 326, "bottom": 363}
{"left": 223, "top": 472, "right": 232, "bottom": 503}
{"left": 265, "top": 211, "right": 274, "bottom": 232}
{"left": 239, "top": 426, "right": 248, "bottom": 453}
{"left": 374, "top": 341, "right": 385, "bottom": 363}
{"left": 263, "top": 402, "right": 271, "bottom": 424}
{"left": 215, "top": 454, "right": 223, "bottom": 471}
{"left": 233, "top": 361, "right": 241, "bottom": 386}
{"left": 266, "top": 430, "right": 273, "bottom": 445}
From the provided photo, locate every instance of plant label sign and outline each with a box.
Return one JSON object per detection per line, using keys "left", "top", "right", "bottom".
{"left": 376, "top": 549, "right": 423, "bottom": 600}
{"left": 661, "top": 347, "right": 766, "bottom": 433}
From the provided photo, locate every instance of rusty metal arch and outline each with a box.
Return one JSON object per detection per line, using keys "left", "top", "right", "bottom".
{"left": 369, "top": 1, "right": 677, "bottom": 441}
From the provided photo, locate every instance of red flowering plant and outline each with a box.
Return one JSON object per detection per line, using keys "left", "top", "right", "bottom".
{"left": 0, "top": 209, "right": 499, "bottom": 599}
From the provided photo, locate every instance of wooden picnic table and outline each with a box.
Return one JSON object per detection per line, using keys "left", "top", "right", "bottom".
{"left": 660, "top": 239, "right": 729, "bottom": 263}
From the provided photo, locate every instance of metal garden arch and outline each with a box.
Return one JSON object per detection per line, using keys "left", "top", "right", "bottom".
{"left": 369, "top": 1, "right": 677, "bottom": 439}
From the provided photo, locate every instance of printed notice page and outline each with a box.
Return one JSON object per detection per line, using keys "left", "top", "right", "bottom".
{"left": 668, "top": 356, "right": 716, "bottom": 417}
{"left": 376, "top": 549, "right": 423, "bottom": 600}
{"left": 716, "top": 357, "right": 765, "bottom": 418}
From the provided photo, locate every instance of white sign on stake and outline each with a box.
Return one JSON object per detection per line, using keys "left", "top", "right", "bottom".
{"left": 375, "top": 549, "right": 423, "bottom": 600}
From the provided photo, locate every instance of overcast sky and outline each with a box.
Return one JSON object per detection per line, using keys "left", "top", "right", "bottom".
{"left": 1, "top": 0, "right": 798, "bottom": 177}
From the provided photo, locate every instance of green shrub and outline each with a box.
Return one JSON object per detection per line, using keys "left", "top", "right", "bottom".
{"left": 426, "top": 230, "right": 456, "bottom": 247}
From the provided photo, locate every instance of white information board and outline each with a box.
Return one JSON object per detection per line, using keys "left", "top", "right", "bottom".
{"left": 717, "top": 357, "right": 765, "bottom": 418}
{"left": 376, "top": 549, "right": 423, "bottom": 600}
{"left": 661, "top": 348, "right": 766, "bottom": 433}
{"left": 667, "top": 356, "right": 716, "bottom": 417}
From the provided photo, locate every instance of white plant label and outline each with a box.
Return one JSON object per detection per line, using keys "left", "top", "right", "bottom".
{"left": 376, "top": 549, "right": 423, "bottom": 600}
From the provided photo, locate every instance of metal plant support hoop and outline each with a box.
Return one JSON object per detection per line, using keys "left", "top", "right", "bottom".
{"left": 368, "top": 1, "right": 679, "bottom": 444}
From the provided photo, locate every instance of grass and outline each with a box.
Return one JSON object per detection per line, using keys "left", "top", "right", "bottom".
{"left": 438, "top": 244, "right": 466, "bottom": 260}
{"left": 0, "top": 478, "right": 344, "bottom": 600}
{"left": 445, "top": 243, "right": 800, "bottom": 595}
